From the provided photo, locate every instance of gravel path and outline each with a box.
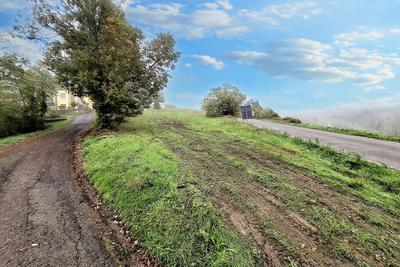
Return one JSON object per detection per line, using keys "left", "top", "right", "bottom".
{"left": 245, "top": 119, "right": 400, "bottom": 171}
{"left": 0, "top": 113, "right": 114, "bottom": 267}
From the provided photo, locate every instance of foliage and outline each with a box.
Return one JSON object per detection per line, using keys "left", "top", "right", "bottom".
{"left": 0, "top": 54, "right": 57, "bottom": 137}
{"left": 247, "top": 99, "right": 280, "bottom": 119}
{"left": 282, "top": 117, "right": 302, "bottom": 124}
{"left": 26, "top": 0, "right": 179, "bottom": 129}
{"left": 202, "top": 84, "right": 246, "bottom": 117}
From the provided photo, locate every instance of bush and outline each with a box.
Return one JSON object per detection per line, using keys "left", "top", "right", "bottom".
{"left": 0, "top": 54, "right": 56, "bottom": 137}
{"left": 283, "top": 117, "right": 302, "bottom": 124}
{"left": 202, "top": 84, "right": 246, "bottom": 117}
{"left": 247, "top": 99, "right": 280, "bottom": 119}
{"left": 258, "top": 108, "right": 280, "bottom": 119}
{"left": 0, "top": 104, "right": 24, "bottom": 137}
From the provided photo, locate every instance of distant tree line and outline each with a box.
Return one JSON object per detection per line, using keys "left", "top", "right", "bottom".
{"left": 0, "top": 54, "right": 56, "bottom": 137}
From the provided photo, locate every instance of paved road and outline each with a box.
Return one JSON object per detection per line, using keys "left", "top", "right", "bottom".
{"left": 245, "top": 119, "right": 400, "bottom": 171}
{"left": 0, "top": 113, "right": 114, "bottom": 267}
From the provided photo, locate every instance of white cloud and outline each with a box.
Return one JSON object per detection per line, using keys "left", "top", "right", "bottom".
{"left": 127, "top": 1, "right": 323, "bottom": 39}
{"left": 215, "top": 25, "right": 249, "bottom": 38}
{"left": 363, "top": 85, "right": 387, "bottom": 92}
{"left": 389, "top": 28, "right": 400, "bottom": 34}
{"left": 334, "top": 27, "right": 400, "bottom": 45}
{"left": 227, "top": 51, "right": 269, "bottom": 63}
{"left": 335, "top": 31, "right": 385, "bottom": 42}
{"left": 0, "top": 32, "right": 42, "bottom": 62}
{"left": 334, "top": 40, "right": 354, "bottom": 47}
{"left": 184, "top": 63, "right": 192, "bottom": 68}
{"left": 239, "top": 0, "right": 322, "bottom": 26}
{"left": 227, "top": 38, "right": 400, "bottom": 88}
{"left": 0, "top": 0, "right": 30, "bottom": 10}
{"left": 238, "top": 10, "right": 278, "bottom": 27}
{"left": 265, "top": 1, "right": 322, "bottom": 19}
{"left": 130, "top": 4, "right": 184, "bottom": 30}
{"left": 128, "top": 3, "right": 246, "bottom": 39}
{"left": 203, "top": 0, "right": 233, "bottom": 11}
{"left": 192, "top": 9, "right": 231, "bottom": 27}
{"left": 192, "top": 55, "right": 224, "bottom": 70}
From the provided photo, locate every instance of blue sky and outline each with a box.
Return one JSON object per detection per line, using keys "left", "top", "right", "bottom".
{"left": 1, "top": 0, "right": 400, "bottom": 114}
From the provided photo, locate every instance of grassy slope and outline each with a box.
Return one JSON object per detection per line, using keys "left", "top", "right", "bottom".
{"left": 82, "top": 122, "right": 258, "bottom": 266}
{"left": 82, "top": 109, "right": 400, "bottom": 266}
{"left": 271, "top": 119, "right": 400, "bottom": 143}
{"left": 0, "top": 117, "right": 73, "bottom": 150}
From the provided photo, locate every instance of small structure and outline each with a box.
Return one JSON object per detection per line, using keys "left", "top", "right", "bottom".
{"left": 240, "top": 105, "right": 253, "bottom": 120}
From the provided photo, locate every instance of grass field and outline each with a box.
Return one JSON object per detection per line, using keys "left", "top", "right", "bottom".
{"left": 82, "top": 109, "right": 400, "bottom": 266}
{"left": 271, "top": 119, "right": 400, "bottom": 143}
{"left": 0, "top": 117, "right": 73, "bottom": 150}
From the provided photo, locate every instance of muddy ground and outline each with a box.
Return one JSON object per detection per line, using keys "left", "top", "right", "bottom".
{"left": 158, "top": 122, "right": 400, "bottom": 267}
{"left": 0, "top": 114, "right": 156, "bottom": 267}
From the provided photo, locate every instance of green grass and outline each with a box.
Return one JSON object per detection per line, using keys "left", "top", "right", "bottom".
{"left": 271, "top": 119, "right": 400, "bottom": 143}
{"left": 0, "top": 117, "right": 73, "bottom": 150}
{"left": 82, "top": 109, "right": 400, "bottom": 266}
{"left": 82, "top": 133, "right": 259, "bottom": 266}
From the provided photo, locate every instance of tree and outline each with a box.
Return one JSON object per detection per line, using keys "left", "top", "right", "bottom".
{"left": 202, "top": 84, "right": 246, "bottom": 117}
{"left": 0, "top": 54, "right": 57, "bottom": 136}
{"left": 25, "top": 0, "right": 179, "bottom": 128}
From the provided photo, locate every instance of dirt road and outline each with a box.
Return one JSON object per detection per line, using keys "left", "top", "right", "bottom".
{"left": 0, "top": 113, "right": 114, "bottom": 267}
{"left": 245, "top": 119, "right": 400, "bottom": 171}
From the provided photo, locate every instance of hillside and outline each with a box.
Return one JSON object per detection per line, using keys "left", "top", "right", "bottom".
{"left": 82, "top": 109, "right": 400, "bottom": 266}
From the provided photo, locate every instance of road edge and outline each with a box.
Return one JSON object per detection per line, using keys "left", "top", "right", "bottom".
{"left": 0, "top": 117, "right": 73, "bottom": 153}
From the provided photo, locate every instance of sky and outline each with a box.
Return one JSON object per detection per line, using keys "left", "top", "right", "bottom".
{"left": 1, "top": 0, "right": 400, "bottom": 115}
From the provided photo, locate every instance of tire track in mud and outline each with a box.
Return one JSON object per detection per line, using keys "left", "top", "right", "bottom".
{"left": 159, "top": 124, "right": 355, "bottom": 266}
{"left": 215, "top": 200, "right": 283, "bottom": 267}
{"left": 222, "top": 141, "right": 400, "bottom": 235}
{"left": 201, "top": 132, "right": 400, "bottom": 266}
{"left": 223, "top": 151, "right": 400, "bottom": 265}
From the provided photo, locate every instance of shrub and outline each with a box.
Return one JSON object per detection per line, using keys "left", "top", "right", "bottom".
{"left": 260, "top": 108, "right": 280, "bottom": 119}
{"left": 0, "top": 104, "right": 24, "bottom": 137}
{"left": 0, "top": 54, "right": 56, "bottom": 137}
{"left": 202, "top": 84, "right": 246, "bottom": 117}
{"left": 247, "top": 99, "right": 280, "bottom": 119}
{"left": 283, "top": 117, "right": 302, "bottom": 124}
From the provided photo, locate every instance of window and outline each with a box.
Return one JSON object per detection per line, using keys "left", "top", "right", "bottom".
{"left": 60, "top": 93, "right": 66, "bottom": 99}
{"left": 59, "top": 104, "right": 67, "bottom": 110}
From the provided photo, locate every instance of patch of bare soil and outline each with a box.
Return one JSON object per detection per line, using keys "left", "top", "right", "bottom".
{"left": 0, "top": 114, "right": 115, "bottom": 267}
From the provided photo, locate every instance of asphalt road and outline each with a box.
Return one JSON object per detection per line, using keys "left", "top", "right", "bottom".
{"left": 245, "top": 119, "right": 400, "bottom": 171}
{"left": 0, "top": 113, "right": 114, "bottom": 267}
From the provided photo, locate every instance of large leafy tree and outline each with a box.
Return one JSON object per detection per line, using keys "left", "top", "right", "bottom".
{"left": 24, "top": 0, "right": 179, "bottom": 128}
